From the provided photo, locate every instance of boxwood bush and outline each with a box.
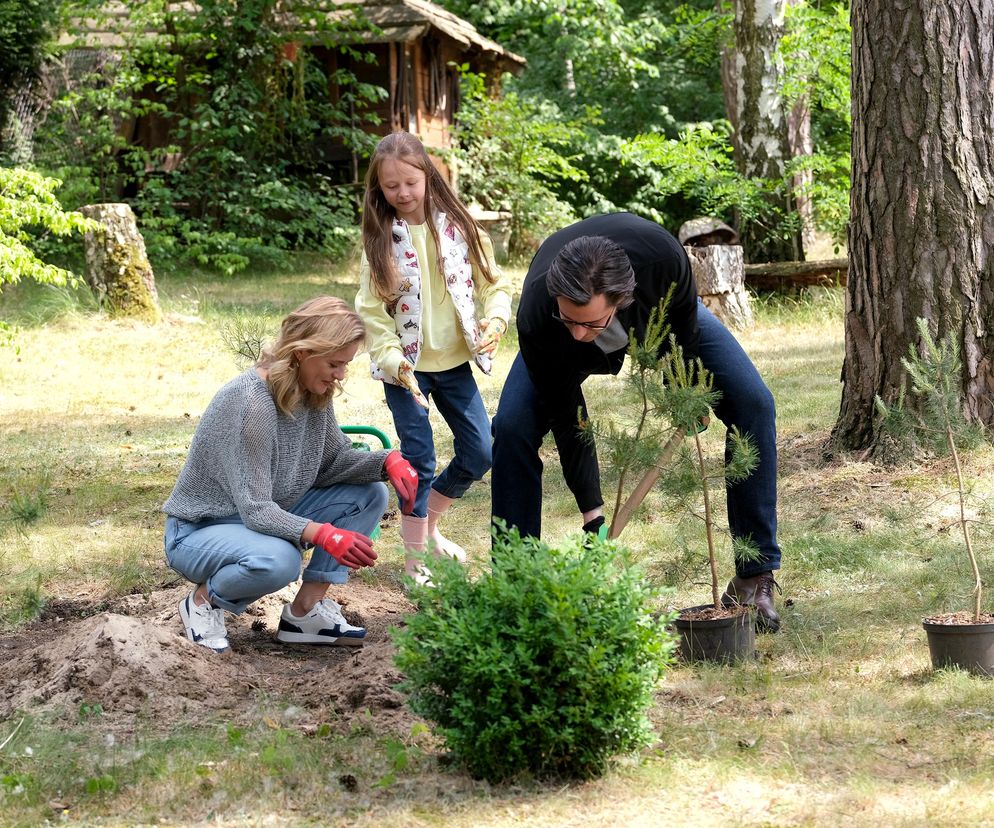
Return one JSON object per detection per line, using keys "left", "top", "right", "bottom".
{"left": 392, "top": 527, "right": 676, "bottom": 783}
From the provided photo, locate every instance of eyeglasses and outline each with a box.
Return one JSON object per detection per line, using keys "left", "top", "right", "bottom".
{"left": 551, "top": 309, "right": 616, "bottom": 332}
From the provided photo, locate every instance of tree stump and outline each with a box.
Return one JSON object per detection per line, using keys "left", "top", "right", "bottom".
{"left": 81, "top": 203, "right": 161, "bottom": 323}
{"left": 685, "top": 244, "right": 753, "bottom": 328}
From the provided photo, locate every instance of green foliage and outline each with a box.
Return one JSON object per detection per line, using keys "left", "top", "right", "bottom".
{"left": 781, "top": 2, "right": 852, "bottom": 247}
{"left": 36, "top": 0, "right": 382, "bottom": 272}
{"left": 452, "top": 71, "right": 583, "bottom": 259}
{"left": 0, "top": 0, "right": 58, "bottom": 145}
{"left": 623, "top": 123, "right": 801, "bottom": 255}
{"left": 0, "top": 167, "right": 97, "bottom": 301}
{"left": 393, "top": 527, "right": 675, "bottom": 782}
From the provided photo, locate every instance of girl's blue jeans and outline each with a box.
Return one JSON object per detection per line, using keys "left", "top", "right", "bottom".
{"left": 383, "top": 361, "right": 492, "bottom": 519}
{"left": 164, "top": 482, "right": 389, "bottom": 614}
{"left": 491, "top": 301, "right": 781, "bottom": 578}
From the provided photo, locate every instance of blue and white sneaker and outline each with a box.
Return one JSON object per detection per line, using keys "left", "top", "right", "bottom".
{"left": 178, "top": 589, "right": 229, "bottom": 653}
{"left": 276, "top": 599, "right": 366, "bottom": 646}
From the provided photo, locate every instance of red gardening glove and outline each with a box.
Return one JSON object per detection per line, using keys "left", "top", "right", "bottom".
{"left": 384, "top": 450, "right": 418, "bottom": 515}
{"left": 313, "top": 523, "right": 377, "bottom": 569}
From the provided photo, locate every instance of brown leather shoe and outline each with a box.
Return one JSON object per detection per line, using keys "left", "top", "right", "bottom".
{"left": 722, "top": 572, "right": 782, "bottom": 633}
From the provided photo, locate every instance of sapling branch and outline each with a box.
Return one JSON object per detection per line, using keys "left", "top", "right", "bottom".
{"left": 694, "top": 428, "right": 720, "bottom": 608}
{"left": 608, "top": 429, "right": 685, "bottom": 539}
{"left": 946, "top": 421, "right": 982, "bottom": 622}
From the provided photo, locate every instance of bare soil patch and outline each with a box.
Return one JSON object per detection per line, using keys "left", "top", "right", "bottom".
{"left": 0, "top": 580, "right": 422, "bottom": 738}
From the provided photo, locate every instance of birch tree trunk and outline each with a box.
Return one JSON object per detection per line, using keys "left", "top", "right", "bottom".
{"left": 832, "top": 0, "right": 994, "bottom": 450}
{"left": 731, "top": 0, "right": 803, "bottom": 262}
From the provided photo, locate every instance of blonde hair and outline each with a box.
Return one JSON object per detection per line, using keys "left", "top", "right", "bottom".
{"left": 258, "top": 296, "right": 367, "bottom": 415}
{"left": 362, "top": 131, "right": 496, "bottom": 302}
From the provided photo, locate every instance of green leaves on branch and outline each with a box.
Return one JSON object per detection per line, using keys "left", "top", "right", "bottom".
{"left": 452, "top": 70, "right": 587, "bottom": 259}
{"left": 0, "top": 167, "right": 97, "bottom": 291}
{"left": 393, "top": 526, "right": 675, "bottom": 783}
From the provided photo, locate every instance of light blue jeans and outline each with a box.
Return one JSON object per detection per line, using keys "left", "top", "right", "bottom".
{"left": 165, "top": 482, "right": 389, "bottom": 614}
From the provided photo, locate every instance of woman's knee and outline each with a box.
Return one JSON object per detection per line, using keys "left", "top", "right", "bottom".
{"left": 362, "top": 481, "right": 390, "bottom": 515}
{"left": 248, "top": 547, "right": 301, "bottom": 591}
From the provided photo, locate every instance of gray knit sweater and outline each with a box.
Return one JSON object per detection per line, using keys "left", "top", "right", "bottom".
{"left": 163, "top": 370, "right": 391, "bottom": 543}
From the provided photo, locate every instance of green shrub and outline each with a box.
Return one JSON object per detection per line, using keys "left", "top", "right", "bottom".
{"left": 392, "top": 527, "right": 676, "bottom": 783}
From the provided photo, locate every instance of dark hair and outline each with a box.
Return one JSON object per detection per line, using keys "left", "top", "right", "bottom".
{"left": 546, "top": 235, "right": 636, "bottom": 309}
{"left": 362, "top": 131, "right": 496, "bottom": 302}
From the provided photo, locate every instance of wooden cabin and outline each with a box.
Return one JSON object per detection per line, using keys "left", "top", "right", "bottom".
{"left": 58, "top": 0, "right": 525, "bottom": 179}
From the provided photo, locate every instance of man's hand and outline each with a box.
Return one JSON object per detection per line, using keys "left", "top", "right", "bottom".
{"left": 397, "top": 362, "right": 429, "bottom": 409}
{"left": 384, "top": 450, "right": 418, "bottom": 515}
{"left": 313, "top": 523, "right": 377, "bottom": 568}
{"left": 477, "top": 318, "right": 507, "bottom": 357}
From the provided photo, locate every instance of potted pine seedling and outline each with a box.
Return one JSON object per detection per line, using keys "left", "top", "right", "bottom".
{"left": 581, "top": 297, "right": 759, "bottom": 663}
{"left": 878, "top": 318, "right": 994, "bottom": 676}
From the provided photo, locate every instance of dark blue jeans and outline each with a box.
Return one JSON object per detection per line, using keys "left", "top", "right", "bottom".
{"left": 384, "top": 361, "right": 492, "bottom": 519}
{"left": 491, "top": 302, "right": 781, "bottom": 577}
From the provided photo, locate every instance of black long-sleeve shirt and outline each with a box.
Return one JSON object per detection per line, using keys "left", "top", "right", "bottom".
{"left": 516, "top": 213, "right": 699, "bottom": 513}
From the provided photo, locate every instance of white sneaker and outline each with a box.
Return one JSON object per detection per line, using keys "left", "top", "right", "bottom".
{"left": 276, "top": 599, "right": 366, "bottom": 646}
{"left": 178, "top": 589, "right": 229, "bottom": 653}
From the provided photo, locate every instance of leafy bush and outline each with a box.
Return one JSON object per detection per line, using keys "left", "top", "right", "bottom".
{"left": 0, "top": 166, "right": 96, "bottom": 293}
{"left": 33, "top": 0, "right": 379, "bottom": 272}
{"left": 392, "top": 527, "right": 675, "bottom": 783}
{"left": 452, "top": 71, "right": 582, "bottom": 260}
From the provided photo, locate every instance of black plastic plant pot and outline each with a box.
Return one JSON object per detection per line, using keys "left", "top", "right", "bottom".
{"left": 673, "top": 605, "right": 755, "bottom": 664}
{"left": 922, "top": 619, "right": 994, "bottom": 677}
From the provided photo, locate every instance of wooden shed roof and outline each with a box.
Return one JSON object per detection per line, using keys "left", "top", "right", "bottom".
{"left": 60, "top": 0, "right": 526, "bottom": 70}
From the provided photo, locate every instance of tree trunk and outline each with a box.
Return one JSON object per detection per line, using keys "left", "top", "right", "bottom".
{"left": 81, "top": 203, "right": 161, "bottom": 323}
{"left": 833, "top": 1, "right": 994, "bottom": 451}
{"left": 730, "top": 0, "right": 803, "bottom": 262}
{"left": 785, "top": 0, "right": 815, "bottom": 256}
{"left": 685, "top": 244, "right": 754, "bottom": 328}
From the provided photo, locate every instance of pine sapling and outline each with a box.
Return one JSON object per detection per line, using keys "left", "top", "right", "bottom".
{"left": 892, "top": 318, "right": 985, "bottom": 622}
{"left": 582, "top": 296, "right": 758, "bottom": 609}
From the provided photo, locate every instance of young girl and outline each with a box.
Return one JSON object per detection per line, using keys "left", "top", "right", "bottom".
{"left": 354, "top": 132, "right": 511, "bottom": 580}
{"left": 163, "top": 296, "right": 418, "bottom": 652}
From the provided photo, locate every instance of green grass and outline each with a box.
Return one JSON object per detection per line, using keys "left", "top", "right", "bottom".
{"left": 2, "top": 259, "right": 994, "bottom": 825}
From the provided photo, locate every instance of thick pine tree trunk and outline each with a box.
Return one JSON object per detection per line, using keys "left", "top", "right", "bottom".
{"left": 730, "top": 0, "right": 802, "bottom": 262}
{"left": 833, "top": 1, "right": 994, "bottom": 451}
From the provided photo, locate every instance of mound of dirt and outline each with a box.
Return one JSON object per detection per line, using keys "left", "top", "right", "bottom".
{"left": 0, "top": 581, "right": 424, "bottom": 738}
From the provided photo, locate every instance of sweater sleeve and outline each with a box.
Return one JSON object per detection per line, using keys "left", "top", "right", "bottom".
{"left": 475, "top": 234, "right": 512, "bottom": 324}
{"left": 355, "top": 252, "right": 405, "bottom": 381}
{"left": 314, "top": 406, "right": 394, "bottom": 488}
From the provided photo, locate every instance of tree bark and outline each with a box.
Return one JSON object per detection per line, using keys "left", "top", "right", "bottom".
{"left": 730, "top": 0, "right": 803, "bottom": 262}
{"left": 685, "top": 244, "right": 754, "bottom": 328}
{"left": 833, "top": 1, "right": 994, "bottom": 451}
{"left": 785, "top": 0, "right": 815, "bottom": 256}
{"left": 81, "top": 203, "right": 161, "bottom": 323}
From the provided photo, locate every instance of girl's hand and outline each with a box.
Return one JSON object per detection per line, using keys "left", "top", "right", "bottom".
{"left": 477, "top": 318, "right": 507, "bottom": 357}
{"left": 397, "top": 362, "right": 429, "bottom": 409}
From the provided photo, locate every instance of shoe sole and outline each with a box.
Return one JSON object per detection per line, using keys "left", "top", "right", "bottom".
{"left": 275, "top": 631, "right": 364, "bottom": 646}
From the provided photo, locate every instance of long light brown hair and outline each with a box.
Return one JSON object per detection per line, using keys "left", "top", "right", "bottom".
{"left": 361, "top": 131, "right": 496, "bottom": 302}
{"left": 258, "top": 296, "right": 367, "bottom": 415}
